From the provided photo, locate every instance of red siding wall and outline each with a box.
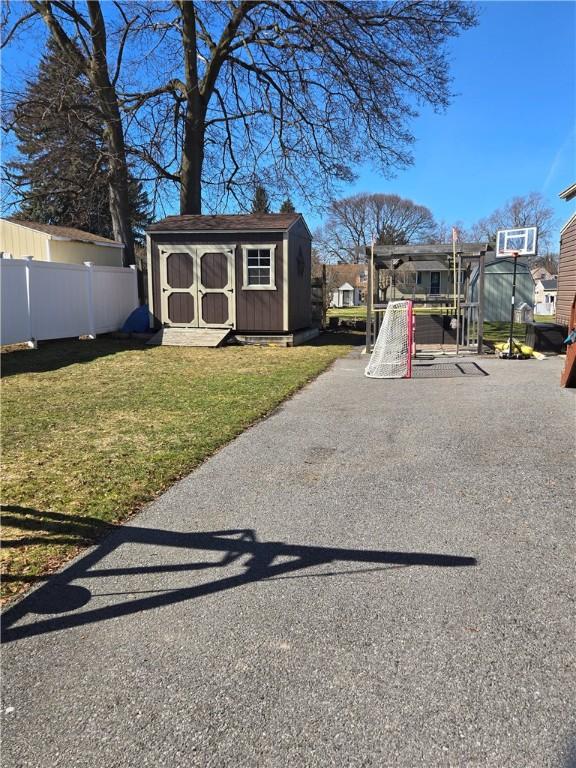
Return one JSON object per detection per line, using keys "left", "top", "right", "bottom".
{"left": 557, "top": 215, "right": 576, "bottom": 327}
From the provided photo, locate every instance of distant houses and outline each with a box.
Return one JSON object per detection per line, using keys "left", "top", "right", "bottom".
{"left": 534, "top": 277, "right": 558, "bottom": 316}
{"left": 324, "top": 263, "right": 367, "bottom": 307}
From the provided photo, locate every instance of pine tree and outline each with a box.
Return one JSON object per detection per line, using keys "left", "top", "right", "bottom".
{"left": 8, "top": 37, "right": 150, "bottom": 243}
{"left": 279, "top": 198, "right": 296, "bottom": 213}
{"left": 251, "top": 184, "right": 271, "bottom": 214}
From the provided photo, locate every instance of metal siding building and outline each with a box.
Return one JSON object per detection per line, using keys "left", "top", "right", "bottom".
{"left": 470, "top": 258, "right": 534, "bottom": 322}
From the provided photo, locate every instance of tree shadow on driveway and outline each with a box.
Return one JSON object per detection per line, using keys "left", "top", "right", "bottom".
{"left": 1, "top": 526, "right": 477, "bottom": 644}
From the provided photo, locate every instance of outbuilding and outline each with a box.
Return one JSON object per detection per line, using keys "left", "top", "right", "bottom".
{"left": 469, "top": 257, "right": 534, "bottom": 322}
{"left": 145, "top": 213, "right": 316, "bottom": 346}
{"left": 0, "top": 218, "right": 125, "bottom": 267}
{"left": 332, "top": 282, "right": 361, "bottom": 308}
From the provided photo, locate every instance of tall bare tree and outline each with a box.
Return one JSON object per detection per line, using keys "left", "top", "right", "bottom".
{"left": 317, "top": 193, "right": 438, "bottom": 263}
{"left": 3, "top": 1, "right": 138, "bottom": 263}
{"left": 469, "top": 192, "right": 556, "bottom": 253}
{"left": 123, "top": 1, "right": 477, "bottom": 214}
{"left": 4, "top": 1, "right": 476, "bottom": 224}
{"left": 4, "top": 35, "right": 150, "bottom": 242}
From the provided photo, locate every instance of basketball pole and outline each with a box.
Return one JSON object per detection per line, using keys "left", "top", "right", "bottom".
{"left": 508, "top": 252, "right": 519, "bottom": 357}
{"left": 456, "top": 251, "right": 462, "bottom": 356}
{"left": 452, "top": 229, "right": 457, "bottom": 313}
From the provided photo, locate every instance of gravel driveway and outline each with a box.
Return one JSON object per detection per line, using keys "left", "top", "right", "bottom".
{"left": 2, "top": 352, "right": 575, "bottom": 768}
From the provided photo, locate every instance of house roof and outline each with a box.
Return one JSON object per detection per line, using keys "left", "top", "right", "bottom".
{"left": 4, "top": 218, "right": 123, "bottom": 247}
{"left": 561, "top": 211, "right": 576, "bottom": 235}
{"left": 540, "top": 278, "right": 558, "bottom": 290}
{"left": 321, "top": 263, "right": 367, "bottom": 288}
{"left": 559, "top": 182, "right": 576, "bottom": 202}
{"left": 146, "top": 213, "right": 304, "bottom": 234}
{"left": 338, "top": 282, "right": 355, "bottom": 291}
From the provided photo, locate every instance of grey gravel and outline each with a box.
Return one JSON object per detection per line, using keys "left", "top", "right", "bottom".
{"left": 2, "top": 352, "right": 575, "bottom": 768}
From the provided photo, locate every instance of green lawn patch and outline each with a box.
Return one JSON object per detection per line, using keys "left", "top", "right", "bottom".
{"left": 327, "top": 306, "right": 367, "bottom": 319}
{"left": 1, "top": 335, "right": 353, "bottom": 602}
{"left": 483, "top": 322, "right": 528, "bottom": 343}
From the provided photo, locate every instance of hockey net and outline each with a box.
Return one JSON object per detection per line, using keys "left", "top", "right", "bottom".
{"left": 365, "top": 300, "right": 413, "bottom": 379}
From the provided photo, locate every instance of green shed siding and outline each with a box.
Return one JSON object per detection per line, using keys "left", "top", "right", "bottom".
{"left": 470, "top": 259, "right": 534, "bottom": 322}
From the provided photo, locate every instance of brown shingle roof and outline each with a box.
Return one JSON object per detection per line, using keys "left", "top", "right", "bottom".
{"left": 5, "top": 218, "right": 122, "bottom": 245}
{"left": 147, "top": 213, "right": 302, "bottom": 233}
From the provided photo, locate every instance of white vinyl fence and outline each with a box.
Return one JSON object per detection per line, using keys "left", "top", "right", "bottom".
{"left": 534, "top": 302, "right": 555, "bottom": 317}
{"left": 0, "top": 257, "right": 139, "bottom": 346}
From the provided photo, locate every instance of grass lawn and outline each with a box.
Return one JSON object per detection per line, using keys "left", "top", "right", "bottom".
{"left": 327, "top": 306, "right": 367, "bottom": 319}
{"left": 1, "top": 334, "right": 354, "bottom": 602}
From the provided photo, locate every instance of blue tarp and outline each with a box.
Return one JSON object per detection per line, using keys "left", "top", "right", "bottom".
{"left": 121, "top": 304, "right": 150, "bottom": 333}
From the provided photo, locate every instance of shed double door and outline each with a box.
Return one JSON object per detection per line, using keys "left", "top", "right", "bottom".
{"left": 159, "top": 245, "right": 235, "bottom": 328}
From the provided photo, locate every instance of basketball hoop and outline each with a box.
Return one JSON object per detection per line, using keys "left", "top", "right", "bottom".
{"left": 495, "top": 227, "right": 538, "bottom": 360}
{"left": 496, "top": 227, "right": 537, "bottom": 259}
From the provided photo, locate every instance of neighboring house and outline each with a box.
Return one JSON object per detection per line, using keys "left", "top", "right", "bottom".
{"left": 0, "top": 218, "right": 125, "bottom": 267}
{"left": 556, "top": 183, "right": 576, "bottom": 330}
{"left": 332, "top": 281, "right": 361, "bottom": 308}
{"left": 530, "top": 266, "right": 556, "bottom": 283}
{"left": 146, "top": 213, "right": 314, "bottom": 344}
{"left": 324, "top": 263, "right": 368, "bottom": 305}
{"left": 534, "top": 277, "right": 558, "bottom": 316}
{"left": 369, "top": 243, "right": 492, "bottom": 303}
{"left": 469, "top": 257, "right": 534, "bottom": 322}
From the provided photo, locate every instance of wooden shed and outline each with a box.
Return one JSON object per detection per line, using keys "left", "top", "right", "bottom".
{"left": 145, "top": 213, "right": 316, "bottom": 346}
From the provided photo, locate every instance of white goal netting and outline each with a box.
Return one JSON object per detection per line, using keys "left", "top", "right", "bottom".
{"left": 365, "top": 300, "right": 412, "bottom": 379}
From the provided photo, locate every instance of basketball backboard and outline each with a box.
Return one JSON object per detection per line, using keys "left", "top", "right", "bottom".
{"left": 496, "top": 227, "right": 538, "bottom": 258}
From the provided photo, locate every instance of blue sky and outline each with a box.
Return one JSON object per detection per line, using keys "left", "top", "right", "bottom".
{"left": 321, "top": 0, "right": 576, "bottom": 246}
{"left": 1, "top": 1, "right": 574, "bottom": 248}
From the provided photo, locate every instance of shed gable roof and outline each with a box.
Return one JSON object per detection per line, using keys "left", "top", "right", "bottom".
{"left": 147, "top": 212, "right": 305, "bottom": 234}
{"left": 4, "top": 218, "right": 123, "bottom": 246}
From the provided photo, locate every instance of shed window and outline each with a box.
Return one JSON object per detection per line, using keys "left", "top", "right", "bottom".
{"left": 242, "top": 244, "right": 276, "bottom": 290}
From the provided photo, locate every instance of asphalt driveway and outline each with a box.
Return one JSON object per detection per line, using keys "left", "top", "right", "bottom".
{"left": 2, "top": 352, "right": 575, "bottom": 767}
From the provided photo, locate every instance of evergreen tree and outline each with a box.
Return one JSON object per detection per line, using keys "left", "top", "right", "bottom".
{"left": 251, "top": 184, "right": 271, "bottom": 214}
{"left": 8, "top": 37, "right": 150, "bottom": 244}
{"left": 279, "top": 198, "right": 296, "bottom": 213}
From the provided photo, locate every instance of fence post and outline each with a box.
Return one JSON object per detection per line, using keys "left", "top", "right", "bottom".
{"left": 129, "top": 264, "right": 138, "bottom": 310}
{"left": 23, "top": 256, "right": 37, "bottom": 348}
{"left": 84, "top": 261, "right": 96, "bottom": 339}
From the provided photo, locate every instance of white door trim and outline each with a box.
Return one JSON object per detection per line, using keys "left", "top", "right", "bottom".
{"left": 159, "top": 246, "right": 198, "bottom": 327}
{"left": 196, "top": 244, "right": 236, "bottom": 329}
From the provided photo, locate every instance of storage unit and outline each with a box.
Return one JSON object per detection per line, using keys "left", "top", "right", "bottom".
{"left": 145, "top": 213, "right": 315, "bottom": 345}
{"left": 0, "top": 218, "right": 125, "bottom": 267}
{"left": 332, "top": 282, "right": 361, "bottom": 308}
{"left": 469, "top": 257, "right": 534, "bottom": 322}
